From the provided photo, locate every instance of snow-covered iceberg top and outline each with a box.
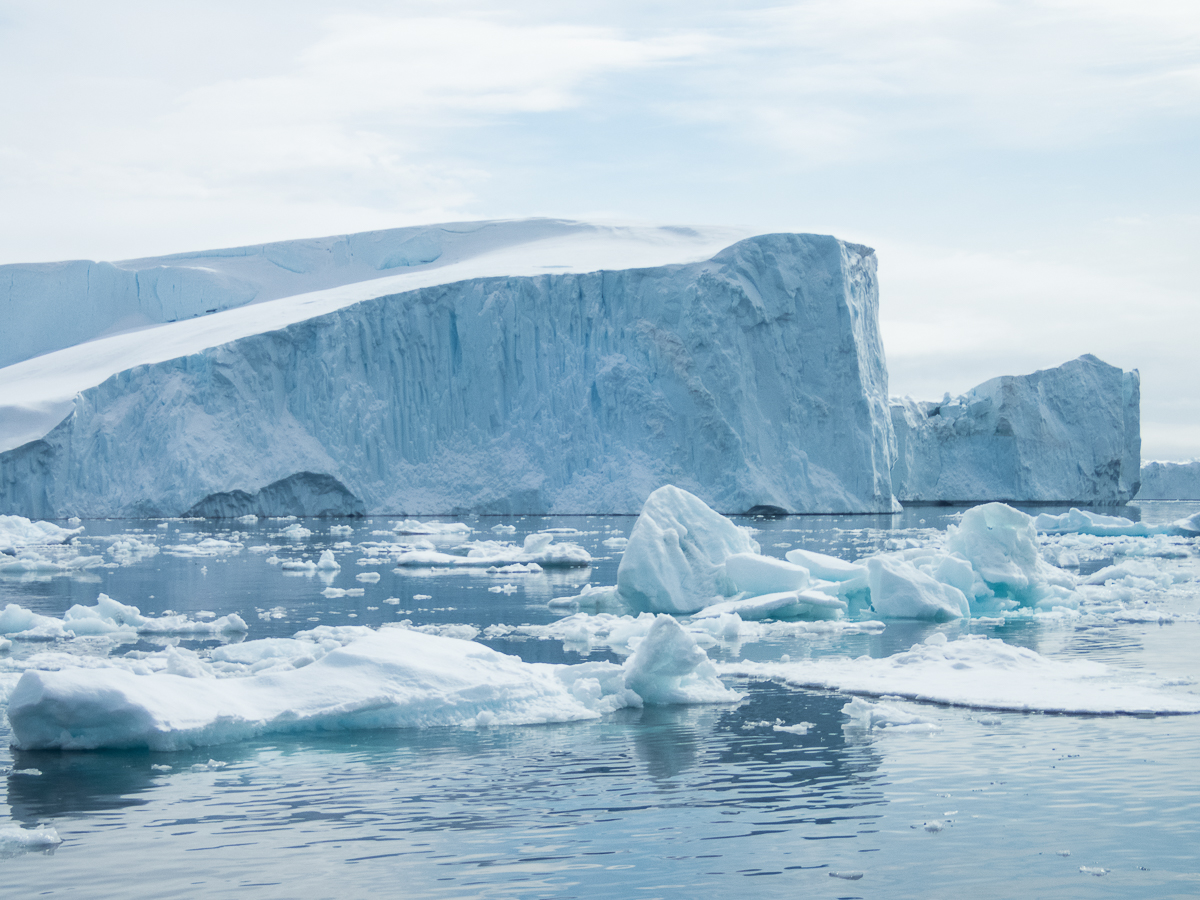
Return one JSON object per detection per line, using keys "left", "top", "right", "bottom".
{"left": 6, "top": 616, "right": 739, "bottom": 750}
{"left": 0, "top": 219, "right": 748, "bottom": 452}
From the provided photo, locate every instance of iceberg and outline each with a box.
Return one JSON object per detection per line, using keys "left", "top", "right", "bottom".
{"left": 6, "top": 618, "right": 737, "bottom": 750}
{"left": 1136, "top": 460, "right": 1200, "bottom": 499}
{"left": 0, "top": 224, "right": 897, "bottom": 517}
{"left": 891, "top": 355, "right": 1141, "bottom": 504}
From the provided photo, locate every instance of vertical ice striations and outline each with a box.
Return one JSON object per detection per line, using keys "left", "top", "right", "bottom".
{"left": 1136, "top": 460, "right": 1200, "bottom": 499}
{"left": 890, "top": 355, "right": 1141, "bottom": 504}
{"left": 0, "top": 233, "right": 896, "bottom": 517}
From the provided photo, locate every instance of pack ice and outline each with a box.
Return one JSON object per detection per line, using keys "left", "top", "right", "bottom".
{"left": 890, "top": 355, "right": 1141, "bottom": 504}
{"left": 0, "top": 220, "right": 897, "bottom": 517}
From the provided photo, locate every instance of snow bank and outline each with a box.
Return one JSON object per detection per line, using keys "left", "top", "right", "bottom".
{"left": 393, "top": 532, "right": 590, "bottom": 568}
{"left": 0, "top": 230, "right": 897, "bottom": 517}
{"left": 7, "top": 618, "right": 737, "bottom": 750}
{"left": 891, "top": 355, "right": 1141, "bottom": 504}
{"left": 721, "top": 633, "right": 1200, "bottom": 715}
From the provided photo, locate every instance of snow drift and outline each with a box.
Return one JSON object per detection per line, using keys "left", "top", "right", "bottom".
{"left": 890, "top": 355, "right": 1141, "bottom": 504}
{"left": 0, "top": 226, "right": 896, "bottom": 517}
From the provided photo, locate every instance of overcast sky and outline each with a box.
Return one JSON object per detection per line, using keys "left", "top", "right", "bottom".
{"left": 2, "top": 0, "right": 1198, "bottom": 459}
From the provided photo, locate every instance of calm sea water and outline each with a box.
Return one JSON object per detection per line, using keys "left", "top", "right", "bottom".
{"left": 2, "top": 504, "right": 1198, "bottom": 899}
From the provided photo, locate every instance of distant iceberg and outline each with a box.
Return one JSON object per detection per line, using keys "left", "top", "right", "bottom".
{"left": 0, "top": 223, "right": 897, "bottom": 517}
{"left": 890, "top": 355, "right": 1141, "bottom": 504}
{"left": 1136, "top": 459, "right": 1200, "bottom": 499}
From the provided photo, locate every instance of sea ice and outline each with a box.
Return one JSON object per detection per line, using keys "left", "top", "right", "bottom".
{"left": 7, "top": 616, "right": 738, "bottom": 750}
{"left": 0, "top": 514, "right": 82, "bottom": 554}
{"left": 393, "top": 533, "right": 590, "bottom": 568}
{"left": 720, "top": 633, "right": 1200, "bottom": 715}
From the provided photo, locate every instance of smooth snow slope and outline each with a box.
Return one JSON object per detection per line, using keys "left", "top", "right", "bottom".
{"left": 0, "top": 229, "right": 896, "bottom": 518}
{"left": 0, "top": 220, "right": 747, "bottom": 452}
{"left": 890, "top": 355, "right": 1141, "bottom": 504}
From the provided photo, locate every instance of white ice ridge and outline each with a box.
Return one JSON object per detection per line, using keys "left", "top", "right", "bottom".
{"left": 1136, "top": 460, "right": 1200, "bottom": 499}
{"left": 6, "top": 616, "right": 739, "bottom": 750}
{"left": 720, "top": 633, "right": 1200, "bottom": 716}
{"left": 890, "top": 355, "right": 1141, "bottom": 504}
{"left": 0, "top": 226, "right": 896, "bottom": 518}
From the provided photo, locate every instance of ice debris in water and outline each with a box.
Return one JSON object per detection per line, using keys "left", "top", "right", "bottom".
{"left": 7, "top": 615, "right": 739, "bottom": 750}
{"left": 842, "top": 696, "right": 940, "bottom": 731}
{"left": 0, "top": 593, "right": 247, "bottom": 639}
{"left": 0, "top": 514, "right": 83, "bottom": 554}
{"left": 566, "top": 487, "right": 1082, "bottom": 624}
{"left": 392, "top": 519, "right": 471, "bottom": 535}
{"left": 393, "top": 532, "right": 590, "bottom": 568}
{"left": 316, "top": 549, "right": 339, "bottom": 571}
{"left": 0, "top": 825, "right": 62, "bottom": 855}
{"left": 721, "top": 632, "right": 1200, "bottom": 715}
{"left": 1035, "top": 507, "right": 1200, "bottom": 537}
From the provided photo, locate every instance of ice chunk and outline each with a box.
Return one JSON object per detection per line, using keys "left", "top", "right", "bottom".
{"left": 392, "top": 519, "right": 471, "bottom": 535}
{"left": 0, "top": 594, "right": 246, "bottom": 639}
{"left": 616, "top": 485, "right": 759, "bottom": 614}
{"left": 865, "top": 556, "right": 970, "bottom": 621}
{"left": 0, "top": 825, "right": 62, "bottom": 855}
{"left": 694, "top": 589, "right": 847, "bottom": 621}
{"left": 945, "top": 503, "right": 1075, "bottom": 609}
{"left": 0, "top": 514, "right": 83, "bottom": 554}
{"left": 723, "top": 552, "right": 809, "bottom": 595}
{"left": 620, "top": 616, "right": 741, "bottom": 706}
{"left": 842, "top": 697, "right": 940, "bottom": 730}
{"left": 393, "top": 534, "right": 590, "bottom": 568}
{"left": 316, "top": 549, "right": 340, "bottom": 571}
{"left": 785, "top": 547, "right": 868, "bottom": 583}
{"left": 8, "top": 621, "right": 737, "bottom": 750}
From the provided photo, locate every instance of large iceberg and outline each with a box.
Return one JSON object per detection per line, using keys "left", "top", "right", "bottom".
{"left": 0, "top": 222, "right": 897, "bottom": 517}
{"left": 890, "top": 355, "right": 1141, "bottom": 504}
{"left": 1136, "top": 460, "right": 1200, "bottom": 499}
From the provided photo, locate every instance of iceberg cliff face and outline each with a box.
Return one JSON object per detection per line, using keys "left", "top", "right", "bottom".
{"left": 1136, "top": 460, "right": 1200, "bottom": 500}
{"left": 890, "top": 355, "right": 1141, "bottom": 504}
{"left": 0, "top": 231, "right": 897, "bottom": 517}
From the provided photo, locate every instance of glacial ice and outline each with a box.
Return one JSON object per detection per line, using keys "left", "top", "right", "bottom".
{"left": 0, "top": 227, "right": 896, "bottom": 517}
{"left": 7, "top": 617, "right": 738, "bottom": 750}
{"left": 891, "top": 355, "right": 1141, "bottom": 503}
{"left": 1136, "top": 460, "right": 1200, "bottom": 499}
{"left": 864, "top": 556, "right": 971, "bottom": 621}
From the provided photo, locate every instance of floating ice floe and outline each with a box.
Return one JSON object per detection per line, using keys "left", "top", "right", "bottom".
{"left": 393, "top": 532, "right": 590, "bottom": 568}
{"left": 720, "top": 633, "right": 1200, "bottom": 715}
{"left": 0, "top": 515, "right": 83, "bottom": 554}
{"left": 1035, "top": 507, "right": 1200, "bottom": 537}
{"left": 0, "top": 594, "right": 247, "bottom": 640}
{"left": 0, "top": 825, "right": 62, "bottom": 856}
{"left": 163, "top": 537, "right": 244, "bottom": 558}
{"left": 392, "top": 519, "right": 471, "bottom": 536}
{"left": 7, "top": 616, "right": 738, "bottom": 750}
{"left": 841, "top": 697, "right": 940, "bottom": 731}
